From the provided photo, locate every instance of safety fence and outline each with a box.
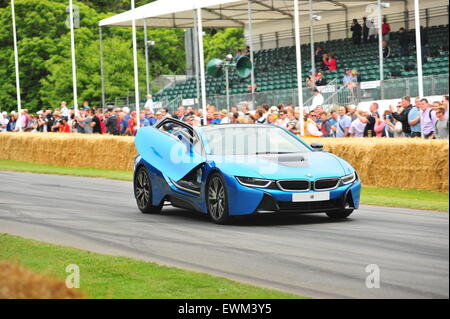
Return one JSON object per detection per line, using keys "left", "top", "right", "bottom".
{"left": 201, "top": 73, "right": 449, "bottom": 110}
{"left": 117, "top": 73, "right": 448, "bottom": 113}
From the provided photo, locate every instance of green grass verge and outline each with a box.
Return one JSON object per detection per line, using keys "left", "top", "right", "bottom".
{"left": 361, "top": 186, "right": 448, "bottom": 212}
{"left": 0, "top": 233, "right": 303, "bottom": 299}
{"left": 0, "top": 160, "right": 448, "bottom": 212}
{"left": 0, "top": 160, "right": 132, "bottom": 181}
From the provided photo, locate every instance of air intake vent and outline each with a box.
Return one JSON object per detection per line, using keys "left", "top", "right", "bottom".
{"left": 314, "top": 178, "right": 340, "bottom": 190}
{"left": 277, "top": 180, "right": 310, "bottom": 192}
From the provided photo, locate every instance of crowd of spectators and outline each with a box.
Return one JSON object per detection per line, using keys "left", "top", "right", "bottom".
{"left": 1, "top": 95, "right": 447, "bottom": 139}
{"left": 0, "top": 19, "right": 444, "bottom": 139}
{"left": 307, "top": 17, "right": 430, "bottom": 99}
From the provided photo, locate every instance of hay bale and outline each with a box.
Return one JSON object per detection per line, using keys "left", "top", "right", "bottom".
{"left": 304, "top": 138, "right": 449, "bottom": 192}
{"left": 0, "top": 262, "right": 84, "bottom": 299}
{"left": 0, "top": 132, "right": 136, "bottom": 170}
{"left": 0, "top": 133, "right": 448, "bottom": 192}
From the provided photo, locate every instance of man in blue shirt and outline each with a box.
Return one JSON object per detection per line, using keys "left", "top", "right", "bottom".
{"left": 328, "top": 110, "right": 338, "bottom": 137}
{"left": 144, "top": 110, "right": 157, "bottom": 126}
{"left": 336, "top": 106, "right": 352, "bottom": 137}
{"left": 420, "top": 99, "right": 437, "bottom": 139}
{"left": 210, "top": 112, "right": 222, "bottom": 125}
{"left": 408, "top": 98, "right": 421, "bottom": 137}
{"left": 119, "top": 114, "right": 129, "bottom": 135}
{"left": 139, "top": 112, "right": 150, "bottom": 127}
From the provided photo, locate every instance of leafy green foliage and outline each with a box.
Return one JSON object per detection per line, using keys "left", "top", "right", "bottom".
{"left": 204, "top": 28, "right": 245, "bottom": 62}
{"left": 0, "top": 0, "right": 242, "bottom": 112}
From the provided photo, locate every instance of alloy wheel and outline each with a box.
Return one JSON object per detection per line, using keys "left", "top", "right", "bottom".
{"left": 208, "top": 176, "right": 226, "bottom": 221}
{"left": 136, "top": 168, "right": 151, "bottom": 209}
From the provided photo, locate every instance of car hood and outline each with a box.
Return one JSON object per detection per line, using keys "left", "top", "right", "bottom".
{"left": 210, "top": 152, "right": 351, "bottom": 180}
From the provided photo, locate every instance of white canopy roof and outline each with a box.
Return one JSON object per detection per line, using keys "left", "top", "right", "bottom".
{"left": 99, "top": 0, "right": 378, "bottom": 28}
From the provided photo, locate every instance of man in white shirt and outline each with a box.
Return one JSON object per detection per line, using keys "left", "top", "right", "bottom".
{"left": 0, "top": 112, "right": 8, "bottom": 132}
{"left": 60, "top": 101, "right": 70, "bottom": 119}
{"left": 144, "top": 95, "right": 154, "bottom": 113}
{"left": 311, "top": 89, "right": 324, "bottom": 110}
{"left": 442, "top": 95, "right": 449, "bottom": 120}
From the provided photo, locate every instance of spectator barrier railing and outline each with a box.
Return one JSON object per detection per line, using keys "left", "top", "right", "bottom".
{"left": 114, "top": 74, "right": 448, "bottom": 113}
{"left": 203, "top": 73, "right": 448, "bottom": 110}
{"left": 204, "top": 77, "right": 340, "bottom": 110}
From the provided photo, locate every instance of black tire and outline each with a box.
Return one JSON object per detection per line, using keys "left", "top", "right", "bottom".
{"left": 134, "top": 166, "right": 162, "bottom": 214}
{"left": 207, "top": 173, "right": 231, "bottom": 224}
{"left": 326, "top": 209, "right": 354, "bottom": 219}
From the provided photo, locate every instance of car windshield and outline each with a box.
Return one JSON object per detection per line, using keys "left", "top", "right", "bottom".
{"left": 203, "top": 126, "right": 311, "bottom": 156}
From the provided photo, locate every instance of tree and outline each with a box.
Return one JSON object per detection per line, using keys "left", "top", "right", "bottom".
{"left": 0, "top": 0, "right": 186, "bottom": 112}
{"left": 203, "top": 28, "right": 245, "bottom": 62}
{"left": 0, "top": 0, "right": 243, "bottom": 113}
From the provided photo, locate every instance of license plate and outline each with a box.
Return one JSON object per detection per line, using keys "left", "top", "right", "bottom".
{"left": 292, "top": 192, "right": 330, "bottom": 202}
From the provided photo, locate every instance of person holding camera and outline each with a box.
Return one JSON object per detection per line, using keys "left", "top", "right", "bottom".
{"left": 322, "top": 53, "right": 337, "bottom": 71}
{"left": 390, "top": 96, "right": 413, "bottom": 137}
{"left": 72, "top": 109, "right": 86, "bottom": 134}
{"left": 83, "top": 108, "right": 95, "bottom": 134}
{"left": 50, "top": 111, "right": 62, "bottom": 133}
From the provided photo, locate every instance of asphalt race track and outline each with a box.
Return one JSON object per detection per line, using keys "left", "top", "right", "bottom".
{"left": 0, "top": 171, "right": 448, "bottom": 299}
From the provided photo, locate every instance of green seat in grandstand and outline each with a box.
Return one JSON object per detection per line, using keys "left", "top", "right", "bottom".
{"left": 155, "top": 24, "right": 449, "bottom": 103}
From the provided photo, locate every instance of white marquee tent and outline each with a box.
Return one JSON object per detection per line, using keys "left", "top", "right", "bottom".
{"left": 98, "top": 0, "right": 425, "bottom": 134}
{"left": 100, "top": 0, "right": 380, "bottom": 28}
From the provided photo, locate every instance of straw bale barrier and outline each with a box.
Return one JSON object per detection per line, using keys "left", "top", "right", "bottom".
{"left": 0, "top": 133, "right": 448, "bottom": 192}
{"left": 0, "top": 261, "right": 84, "bottom": 299}
{"left": 0, "top": 133, "right": 135, "bottom": 171}
{"left": 304, "top": 138, "right": 449, "bottom": 192}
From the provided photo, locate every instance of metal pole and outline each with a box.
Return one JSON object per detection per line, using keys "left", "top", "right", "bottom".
{"left": 11, "top": 0, "right": 22, "bottom": 132}
{"left": 225, "top": 67, "right": 230, "bottom": 112}
{"left": 294, "top": 0, "right": 305, "bottom": 136}
{"left": 69, "top": 0, "right": 78, "bottom": 116}
{"left": 196, "top": 7, "right": 207, "bottom": 126}
{"left": 377, "top": 0, "right": 384, "bottom": 99}
{"left": 414, "top": 0, "right": 424, "bottom": 98}
{"left": 248, "top": 0, "right": 255, "bottom": 108}
{"left": 144, "top": 19, "right": 150, "bottom": 96}
{"left": 99, "top": 26, "right": 106, "bottom": 109}
{"left": 193, "top": 10, "right": 200, "bottom": 108}
{"left": 309, "top": 0, "right": 315, "bottom": 88}
{"left": 131, "top": 0, "right": 141, "bottom": 128}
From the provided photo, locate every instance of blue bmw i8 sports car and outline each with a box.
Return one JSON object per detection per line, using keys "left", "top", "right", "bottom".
{"left": 134, "top": 118, "right": 361, "bottom": 224}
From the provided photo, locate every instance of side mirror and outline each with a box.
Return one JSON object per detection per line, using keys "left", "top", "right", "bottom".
{"left": 310, "top": 143, "right": 323, "bottom": 152}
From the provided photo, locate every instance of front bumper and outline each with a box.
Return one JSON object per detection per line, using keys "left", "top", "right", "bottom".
{"left": 254, "top": 182, "right": 360, "bottom": 214}
{"left": 220, "top": 171, "right": 361, "bottom": 216}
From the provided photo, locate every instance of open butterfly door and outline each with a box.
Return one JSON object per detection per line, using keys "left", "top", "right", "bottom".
{"left": 135, "top": 123, "right": 205, "bottom": 182}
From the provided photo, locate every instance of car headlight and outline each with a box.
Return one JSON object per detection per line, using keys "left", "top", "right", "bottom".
{"left": 341, "top": 172, "right": 357, "bottom": 185}
{"left": 236, "top": 176, "right": 273, "bottom": 188}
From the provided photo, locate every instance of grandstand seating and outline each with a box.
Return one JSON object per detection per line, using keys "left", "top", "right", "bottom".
{"left": 153, "top": 24, "right": 449, "bottom": 102}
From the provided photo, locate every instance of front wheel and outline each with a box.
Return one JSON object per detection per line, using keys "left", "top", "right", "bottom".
{"left": 207, "top": 173, "right": 231, "bottom": 224}
{"left": 326, "top": 209, "right": 354, "bottom": 219}
{"left": 134, "top": 166, "right": 162, "bottom": 214}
